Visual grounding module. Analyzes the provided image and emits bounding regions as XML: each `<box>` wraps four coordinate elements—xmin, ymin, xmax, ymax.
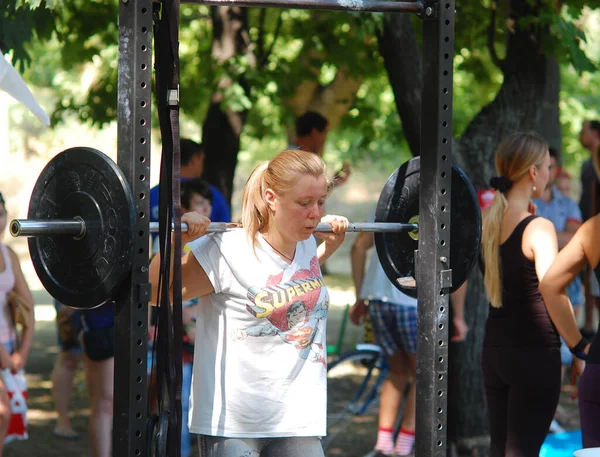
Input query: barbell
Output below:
<box><xmin>11</xmin><ymin>147</ymin><xmax>481</xmax><ymax>309</ymax></box>
<box><xmin>10</xmin><ymin>220</ymin><xmax>419</xmax><ymax>237</ymax></box>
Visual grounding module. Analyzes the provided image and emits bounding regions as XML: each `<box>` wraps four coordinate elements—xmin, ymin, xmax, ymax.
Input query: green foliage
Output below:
<box><xmin>3</xmin><ymin>0</ymin><xmax>600</xmax><ymax>172</ymax></box>
<box><xmin>1</xmin><ymin>0</ymin><xmax>56</xmax><ymax>70</ymax></box>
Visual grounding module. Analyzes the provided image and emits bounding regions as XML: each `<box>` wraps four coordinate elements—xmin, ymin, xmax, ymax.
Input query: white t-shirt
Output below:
<box><xmin>360</xmin><ymin>247</ymin><xmax>417</xmax><ymax>307</ymax></box>
<box><xmin>359</xmin><ymin>214</ymin><xmax>417</xmax><ymax>307</ymax></box>
<box><xmin>188</xmin><ymin>229</ymin><xmax>329</xmax><ymax>438</ymax></box>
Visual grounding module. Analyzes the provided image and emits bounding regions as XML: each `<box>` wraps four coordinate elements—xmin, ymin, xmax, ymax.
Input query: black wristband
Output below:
<box><xmin>570</xmin><ymin>337</ymin><xmax>589</xmax><ymax>359</ymax></box>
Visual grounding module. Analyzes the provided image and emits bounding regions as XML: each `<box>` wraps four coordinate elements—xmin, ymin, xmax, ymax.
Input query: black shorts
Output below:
<box><xmin>82</xmin><ymin>326</ymin><xmax>114</xmax><ymax>361</ymax></box>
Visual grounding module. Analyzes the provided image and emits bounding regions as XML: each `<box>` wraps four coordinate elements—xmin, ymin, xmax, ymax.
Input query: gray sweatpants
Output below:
<box><xmin>198</xmin><ymin>436</ymin><xmax>325</xmax><ymax>457</ymax></box>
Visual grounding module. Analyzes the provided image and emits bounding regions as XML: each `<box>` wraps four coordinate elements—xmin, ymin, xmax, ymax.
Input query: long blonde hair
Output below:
<box><xmin>241</xmin><ymin>149</ymin><xmax>330</xmax><ymax>252</ymax></box>
<box><xmin>482</xmin><ymin>132</ymin><xmax>548</xmax><ymax>309</ymax></box>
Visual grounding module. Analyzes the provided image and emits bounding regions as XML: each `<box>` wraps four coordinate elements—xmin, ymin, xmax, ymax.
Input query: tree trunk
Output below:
<box><xmin>201</xmin><ymin>6</ymin><xmax>253</xmax><ymax>203</ymax></box>
<box><xmin>380</xmin><ymin>1</ymin><xmax>556</xmax><ymax>454</ymax></box>
<box><xmin>377</xmin><ymin>13</ymin><xmax>422</xmax><ymax>157</ymax></box>
<box><xmin>286</xmin><ymin>65</ymin><xmax>363</xmax><ymax>132</ymax></box>
<box><xmin>535</xmin><ymin>57</ymin><xmax>562</xmax><ymax>158</ymax></box>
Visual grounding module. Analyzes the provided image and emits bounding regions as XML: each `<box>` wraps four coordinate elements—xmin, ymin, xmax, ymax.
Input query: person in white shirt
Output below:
<box><xmin>149</xmin><ymin>149</ymin><xmax>348</xmax><ymax>457</ymax></box>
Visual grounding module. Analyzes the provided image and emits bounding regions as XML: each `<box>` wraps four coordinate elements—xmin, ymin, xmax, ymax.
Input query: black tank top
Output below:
<box><xmin>483</xmin><ymin>216</ymin><xmax>560</xmax><ymax>349</ymax></box>
<box><xmin>588</xmin><ymin>265</ymin><xmax>600</xmax><ymax>364</ymax></box>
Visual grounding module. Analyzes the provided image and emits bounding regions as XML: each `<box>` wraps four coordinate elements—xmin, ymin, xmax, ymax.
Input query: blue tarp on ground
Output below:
<box><xmin>541</xmin><ymin>430</ymin><xmax>582</xmax><ymax>457</ymax></box>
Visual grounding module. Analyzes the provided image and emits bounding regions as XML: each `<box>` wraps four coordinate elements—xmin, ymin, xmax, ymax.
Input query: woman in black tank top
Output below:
<box><xmin>481</xmin><ymin>133</ymin><xmax>587</xmax><ymax>456</ymax></box>
<box><xmin>540</xmin><ymin>211</ymin><xmax>600</xmax><ymax>448</ymax></box>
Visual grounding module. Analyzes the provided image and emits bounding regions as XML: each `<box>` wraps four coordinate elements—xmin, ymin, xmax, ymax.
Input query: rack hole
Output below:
<box><xmin>139</xmin><ymin>156</ymin><xmax>146</xmax><ymax>163</ymax></box>
<box><xmin>140</xmin><ymin>137</ymin><xmax>146</xmax><ymax>144</ymax></box>
<box><xmin>139</xmin><ymin>193</ymin><xmax>145</xmax><ymax>200</ymax></box>
<box><xmin>141</xmin><ymin>82</ymin><xmax>146</xmax><ymax>89</ymax></box>
<box><xmin>440</xmin><ymin>306</ymin><xmax>445</xmax><ymax>312</ymax></box>
<box><xmin>141</xmin><ymin>45</ymin><xmax>147</xmax><ymax>52</ymax></box>
<box><xmin>439</xmin><ymin>323</ymin><xmax>444</xmax><ymax>330</ymax></box>
<box><xmin>441</xmin><ymin>223</ymin><xmax>446</xmax><ymax>229</ymax></box>
<box><xmin>139</xmin><ymin>212</ymin><xmax>145</xmax><ymax>218</ymax></box>
<box><xmin>139</xmin><ymin>174</ymin><xmax>145</xmax><ymax>181</ymax></box>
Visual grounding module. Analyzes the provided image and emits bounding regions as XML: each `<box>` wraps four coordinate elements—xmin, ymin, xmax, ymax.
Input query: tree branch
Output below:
<box><xmin>488</xmin><ymin>2</ymin><xmax>505</xmax><ymax>71</ymax></box>
<box><xmin>256</xmin><ymin>9</ymin><xmax>267</xmax><ymax>64</ymax></box>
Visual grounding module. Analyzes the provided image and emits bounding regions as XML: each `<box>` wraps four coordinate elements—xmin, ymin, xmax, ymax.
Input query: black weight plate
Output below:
<box><xmin>28</xmin><ymin>147</ymin><xmax>136</xmax><ymax>309</ymax></box>
<box><xmin>374</xmin><ymin>157</ymin><xmax>481</xmax><ymax>298</ymax></box>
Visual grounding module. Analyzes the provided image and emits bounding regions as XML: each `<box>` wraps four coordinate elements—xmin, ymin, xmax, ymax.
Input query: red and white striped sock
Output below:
<box><xmin>394</xmin><ymin>428</ymin><xmax>416</xmax><ymax>455</ymax></box>
<box><xmin>374</xmin><ymin>427</ymin><xmax>395</xmax><ymax>455</ymax></box>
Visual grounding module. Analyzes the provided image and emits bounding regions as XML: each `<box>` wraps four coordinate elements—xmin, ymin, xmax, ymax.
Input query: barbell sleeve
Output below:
<box><xmin>10</xmin><ymin>218</ymin><xmax>87</xmax><ymax>238</ymax></box>
<box><xmin>10</xmin><ymin>219</ymin><xmax>418</xmax><ymax>238</ymax></box>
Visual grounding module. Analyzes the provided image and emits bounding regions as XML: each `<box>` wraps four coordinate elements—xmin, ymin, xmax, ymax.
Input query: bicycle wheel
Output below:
<box><xmin>326</xmin><ymin>348</ymin><xmax>388</xmax><ymax>437</ymax></box>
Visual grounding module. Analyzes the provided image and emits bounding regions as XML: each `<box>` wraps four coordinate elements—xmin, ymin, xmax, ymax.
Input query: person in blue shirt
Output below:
<box><xmin>534</xmin><ymin>148</ymin><xmax>583</xmax><ymax>250</ymax></box>
<box><xmin>150</xmin><ymin>139</ymin><xmax>231</xmax><ymax>246</ymax></box>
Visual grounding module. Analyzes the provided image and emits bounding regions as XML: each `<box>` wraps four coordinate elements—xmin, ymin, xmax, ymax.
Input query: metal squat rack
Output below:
<box><xmin>114</xmin><ymin>0</ymin><xmax>454</xmax><ymax>456</ymax></box>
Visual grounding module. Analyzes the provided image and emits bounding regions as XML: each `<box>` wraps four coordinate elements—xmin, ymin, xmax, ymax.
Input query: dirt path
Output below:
<box><xmin>2</xmin><ymin>301</ymin><xmax>582</xmax><ymax>457</ymax></box>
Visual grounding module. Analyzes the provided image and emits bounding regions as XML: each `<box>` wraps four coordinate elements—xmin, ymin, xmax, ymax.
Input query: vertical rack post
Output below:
<box><xmin>114</xmin><ymin>0</ymin><xmax>153</xmax><ymax>456</ymax></box>
<box><xmin>415</xmin><ymin>1</ymin><xmax>455</xmax><ymax>456</ymax></box>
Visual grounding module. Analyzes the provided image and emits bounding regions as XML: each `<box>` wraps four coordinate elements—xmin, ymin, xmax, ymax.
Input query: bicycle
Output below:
<box><xmin>324</xmin><ymin>306</ymin><xmax>390</xmax><ymax>449</ymax></box>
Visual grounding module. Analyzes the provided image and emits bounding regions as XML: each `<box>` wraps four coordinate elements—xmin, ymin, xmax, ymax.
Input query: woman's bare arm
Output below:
<box><xmin>538</xmin><ymin>218</ymin><xmax>595</xmax><ymax>348</ymax></box>
<box><xmin>148</xmin><ymin>213</ymin><xmax>215</xmax><ymax>305</ymax></box>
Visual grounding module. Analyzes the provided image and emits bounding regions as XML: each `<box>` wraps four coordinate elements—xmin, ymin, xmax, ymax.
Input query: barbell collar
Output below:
<box><xmin>10</xmin><ymin>219</ymin><xmax>418</xmax><ymax>238</ymax></box>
